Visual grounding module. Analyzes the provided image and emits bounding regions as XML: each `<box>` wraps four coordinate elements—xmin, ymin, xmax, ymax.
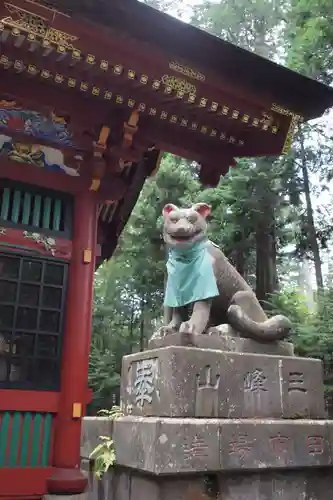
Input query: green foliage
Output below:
<box><xmin>89</xmin><ymin>406</ymin><xmax>124</xmax><ymax>479</ymax></box>
<box><xmin>287</xmin><ymin>0</ymin><xmax>333</xmax><ymax>83</ymax></box>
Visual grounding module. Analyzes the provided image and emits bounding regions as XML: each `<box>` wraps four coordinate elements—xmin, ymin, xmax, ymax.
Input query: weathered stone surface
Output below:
<box><xmin>120</xmin><ymin>347</ymin><xmax>325</xmax><ymax>419</ymax></box>
<box><xmin>112</xmin><ymin>416</ymin><xmax>333</xmax><ymax>475</ymax></box>
<box><xmin>131</xmin><ymin>476</ymin><xmax>160</xmax><ymax>500</ymax></box>
<box><xmin>113</xmin><ymin>472</ymin><xmax>131</xmax><ymax>500</ymax></box>
<box><xmin>148</xmin><ymin>330</ymin><xmax>294</xmax><ymax>356</ymax></box>
<box><xmin>84</xmin><ymin>467</ymin><xmax>333</xmax><ymax>500</ymax></box>
<box><xmin>81</xmin><ymin>417</ymin><xmax>113</xmax><ymax>460</ymax></box>
<box><xmin>113</xmin><ymin>417</ymin><xmax>220</xmax><ymax>474</ymax></box>
<box><xmin>280</xmin><ymin>357</ymin><xmax>326</xmax><ymax>418</ymax></box>
<box><xmin>306</xmin><ymin>469</ymin><xmax>333</xmax><ymax>500</ymax></box>
<box><xmin>219</xmin><ymin>420</ymin><xmax>332</xmax><ymax>471</ymax></box>
<box><xmin>219</xmin><ymin>471</ymin><xmax>308</xmax><ymax>500</ymax></box>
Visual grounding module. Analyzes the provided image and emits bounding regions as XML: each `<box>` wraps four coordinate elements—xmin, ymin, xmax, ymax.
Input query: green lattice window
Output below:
<box><xmin>0</xmin><ymin>180</ymin><xmax>73</xmax><ymax>238</ymax></box>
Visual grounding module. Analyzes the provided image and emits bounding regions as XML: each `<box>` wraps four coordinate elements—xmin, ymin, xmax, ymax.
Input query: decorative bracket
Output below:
<box><xmin>122</xmin><ymin>110</ymin><xmax>139</xmax><ymax>149</ymax></box>
<box><xmin>89</xmin><ymin>126</ymin><xmax>110</xmax><ymax>191</ymax></box>
<box><xmin>271</xmin><ymin>103</ymin><xmax>303</xmax><ymax>155</ymax></box>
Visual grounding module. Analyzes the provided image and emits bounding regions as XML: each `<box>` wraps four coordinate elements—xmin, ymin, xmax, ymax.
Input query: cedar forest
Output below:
<box><xmin>88</xmin><ymin>0</ymin><xmax>333</xmax><ymax>414</ymax></box>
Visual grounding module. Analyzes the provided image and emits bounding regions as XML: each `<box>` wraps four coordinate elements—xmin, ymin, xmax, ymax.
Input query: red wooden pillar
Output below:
<box><xmin>48</xmin><ymin>191</ymin><xmax>98</xmax><ymax>494</ymax></box>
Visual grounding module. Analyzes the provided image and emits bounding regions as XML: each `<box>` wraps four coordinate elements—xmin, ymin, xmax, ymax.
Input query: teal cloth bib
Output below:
<box><xmin>164</xmin><ymin>239</ymin><xmax>219</xmax><ymax>308</ymax></box>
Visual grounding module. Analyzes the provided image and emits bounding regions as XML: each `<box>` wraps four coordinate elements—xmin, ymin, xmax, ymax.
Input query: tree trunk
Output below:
<box><xmin>234</xmin><ymin>248</ymin><xmax>246</xmax><ymax>277</ymax></box>
<box><xmin>255</xmin><ymin>222</ymin><xmax>277</xmax><ymax>304</ymax></box>
<box><xmin>300</xmin><ymin>137</ymin><xmax>323</xmax><ymax>289</ymax></box>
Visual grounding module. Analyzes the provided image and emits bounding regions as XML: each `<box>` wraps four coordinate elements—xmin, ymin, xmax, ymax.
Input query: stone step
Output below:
<box><xmin>120</xmin><ymin>346</ymin><xmax>326</xmax><ymax>419</ymax></box>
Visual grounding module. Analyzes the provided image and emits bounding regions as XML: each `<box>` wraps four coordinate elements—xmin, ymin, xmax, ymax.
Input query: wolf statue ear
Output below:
<box><xmin>192</xmin><ymin>203</ymin><xmax>212</xmax><ymax>219</ymax></box>
<box><xmin>162</xmin><ymin>204</ymin><xmax>178</xmax><ymax>218</ymax></box>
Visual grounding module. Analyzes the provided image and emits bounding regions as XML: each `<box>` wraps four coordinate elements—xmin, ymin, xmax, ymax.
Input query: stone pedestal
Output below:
<box><xmin>86</xmin><ymin>339</ymin><xmax>333</xmax><ymax>499</ymax></box>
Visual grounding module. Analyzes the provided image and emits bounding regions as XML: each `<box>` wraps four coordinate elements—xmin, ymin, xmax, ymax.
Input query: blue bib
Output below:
<box><xmin>164</xmin><ymin>239</ymin><xmax>219</xmax><ymax>308</ymax></box>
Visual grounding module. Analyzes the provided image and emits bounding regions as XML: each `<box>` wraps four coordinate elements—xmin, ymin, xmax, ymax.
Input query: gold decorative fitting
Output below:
<box><xmin>170</xmin><ymin>115</ymin><xmax>177</xmax><ymax>123</ymax></box>
<box><xmin>14</xmin><ymin>60</ymin><xmax>23</xmax><ymax>71</ymax></box>
<box><xmin>72</xmin><ymin>50</ymin><xmax>81</xmax><ymax>60</ymax></box>
<box><xmin>222</xmin><ymin>106</ymin><xmax>229</xmax><ymax>115</ymax></box>
<box><xmin>252</xmin><ymin>118</ymin><xmax>259</xmax><ymax>127</ymax></box>
<box><xmin>210</xmin><ymin>102</ymin><xmax>218</xmax><ymax>112</ymax></box>
<box><xmin>177</xmin><ymin>91</ymin><xmax>185</xmax><ymax>99</ymax></box>
<box><xmin>114</xmin><ymin>64</ymin><xmax>123</xmax><ymax>75</ymax></box>
<box><xmin>168</xmin><ymin>61</ymin><xmax>205</xmax><ymax>82</ymax></box>
<box><xmin>199</xmin><ymin>98</ymin><xmax>208</xmax><ymax>108</ymax></box>
<box><xmin>116</xmin><ymin>95</ymin><xmax>123</xmax><ymax>104</ymax></box>
<box><xmin>90</xmin><ymin>179</ymin><xmax>101</xmax><ymax>192</ymax></box>
<box><xmin>271</xmin><ymin>103</ymin><xmax>303</xmax><ymax>154</ymax></box>
<box><xmin>201</xmin><ymin>126</ymin><xmax>208</xmax><ymax>134</ymax></box>
<box><xmin>138</xmin><ymin>103</ymin><xmax>146</xmax><ymax>112</ymax></box>
<box><xmin>242</xmin><ymin>114</ymin><xmax>249</xmax><ymax>123</ymax></box>
<box><xmin>128</xmin><ymin>70</ymin><xmax>135</xmax><ymax>79</ymax></box>
<box><xmin>80</xmin><ymin>82</ymin><xmax>88</xmax><ymax>92</ymax></box>
<box><xmin>229</xmin><ymin>136</ymin><xmax>236</xmax><ymax>143</ymax></box>
<box><xmin>55</xmin><ymin>73</ymin><xmax>64</xmax><ymax>83</ymax></box>
<box><xmin>271</xmin><ymin>103</ymin><xmax>293</xmax><ymax>116</ymax></box>
<box><xmin>41</xmin><ymin>69</ymin><xmax>51</xmax><ymax>78</ymax></box>
<box><xmin>161</xmin><ymin>75</ymin><xmax>196</xmax><ymax>95</ymax></box>
<box><xmin>92</xmin><ymin>87</ymin><xmax>100</xmax><ymax>96</ymax></box>
<box><xmin>86</xmin><ymin>54</ymin><xmax>95</xmax><ymax>65</ymax></box>
<box><xmin>152</xmin><ymin>80</ymin><xmax>161</xmax><ymax>90</ymax></box>
<box><xmin>1</xmin><ymin>3</ymin><xmax>79</xmax><ymax>50</ymax></box>
<box><xmin>0</xmin><ymin>22</ymin><xmax>4</xmax><ymax>30</ymax></box>
<box><xmin>42</xmin><ymin>39</ymin><xmax>50</xmax><ymax>48</ymax></box>
<box><xmin>128</xmin><ymin>99</ymin><xmax>135</xmax><ymax>108</ymax></box>
<box><xmin>104</xmin><ymin>91</ymin><xmax>112</xmax><ymax>99</ymax></box>
<box><xmin>181</xmin><ymin>119</ymin><xmax>188</xmax><ymax>127</ymax></box>
<box><xmin>191</xmin><ymin>122</ymin><xmax>198</xmax><ymax>130</ymax></box>
<box><xmin>220</xmin><ymin>133</ymin><xmax>226</xmax><ymax>140</ymax></box>
<box><xmin>164</xmin><ymin>86</ymin><xmax>172</xmax><ymax>94</ymax></box>
<box><xmin>27</xmin><ymin>32</ymin><xmax>35</xmax><ymax>41</ymax></box>
<box><xmin>262</xmin><ymin>124</ymin><xmax>269</xmax><ymax>131</ymax></box>
<box><xmin>149</xmin><ymin>108</ymin><xmax>157</xmax><ymax>116</ymax></box>
<box><xmin>232</xmin><ymin>110</ymin><xmax>240</xmax><ymax>119</ymax></box>
<box><xmin>0</xmin><ymin>55</ymin><xmax>8</xmax><ymax>64</ymax></box>
<box><xmin>100</xmin><ymin>60</ymin><xmax>108</xmax><ymax>71</ymax></box>
<box><xmin>140</xmin><ymin>75</ymin><xmax>148</xmax><ymax>84</ymax></box>
<box><xmin>210</xmin><ymin>129</ymin><xmax>217</xmax><ymax>137</ymax></box>
<box><xmin>282</xmin><ymin>113</ymin><xmax>302</xmax><ymax>154</ymax></box>
<box><xmin>12</xmin><ymin>27</ymin><xmax>19</xmax><ymax>36</ymax></box>
<box><xmin>160</xmin><ymin>111</ymin><xmax>167</xmax><ymax>119</ymax></box>
<box><xmin>188</xmin><ymin>93</ymin><xmax>196</xmax><ymax>103</ymax></box>
<box><xmin>57</xmin><ymin>44</ymin><xmax>66</xmax><ymax>53</ymax></box>
<box><xmin>28</xmin><ymin>64</ymin><xmax>36</xmax><ymax>74</ymax></box>
<box><xmin>68</xmin><ymin>78</ymin><xmax>76</xmax><ymax>88</ymax></box>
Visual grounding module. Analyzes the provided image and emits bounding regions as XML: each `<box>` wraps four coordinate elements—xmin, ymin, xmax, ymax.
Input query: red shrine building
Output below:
<box><xmin>0</xmin><ymin>0</ymin><xmax>332</xmax><ymax>498</ymax></box>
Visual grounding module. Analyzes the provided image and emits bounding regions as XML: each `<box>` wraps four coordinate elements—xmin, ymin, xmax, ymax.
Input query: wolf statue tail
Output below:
<box><xmin>227</xmin><ymin>292</ymin><xmax>292</xmax><ymax>342</ymax></box>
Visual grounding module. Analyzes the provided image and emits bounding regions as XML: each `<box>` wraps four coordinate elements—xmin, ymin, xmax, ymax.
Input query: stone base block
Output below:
<box><xmin>86</xmin><ymin>467</ymin><xmax>333</xmax><ymax>500</ymax></box>
<box><xmin>81</xmin><ymin>416</ymin><xmax>113</xmax><ymax>460</ymax></box>
<box><xmin>113</xmin><ymin>416</ymin><xmax>333</xmax><ymax>475</ymax></box>
<box><xmin>148</xmin><ymin>330</ymin><xmax>294</xmax><ymax>356</ymax></box>
<box><xmin>121</xmin><ymin>346</ymin><xmax>326</xmax><ymax>418</ymax></box>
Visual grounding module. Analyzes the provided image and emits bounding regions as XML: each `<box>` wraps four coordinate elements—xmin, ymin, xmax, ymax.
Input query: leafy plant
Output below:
<box><xmin>89</xmin><ymin>405</ymin><xmax>124</xmax><ymax>479</ymax></box>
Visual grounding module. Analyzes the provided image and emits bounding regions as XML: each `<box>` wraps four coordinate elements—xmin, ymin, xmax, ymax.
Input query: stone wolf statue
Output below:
<box><xmin>153</xmin><ymin>202</ymin><xmax>292</xmax><ymax>342</ymax></box>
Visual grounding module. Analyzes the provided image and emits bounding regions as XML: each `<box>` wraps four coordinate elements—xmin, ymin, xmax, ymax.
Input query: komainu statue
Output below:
<box><xmin>152</xmin><ymin>203</ymin><xmax>292</xmax><ymax>342</ymax></box>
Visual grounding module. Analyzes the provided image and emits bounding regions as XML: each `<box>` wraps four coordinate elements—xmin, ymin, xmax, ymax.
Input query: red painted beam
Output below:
<box><xmin>0</xmin><ymin>390</ymin><xmax>59</xmax><ymax>413</ymax></box>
